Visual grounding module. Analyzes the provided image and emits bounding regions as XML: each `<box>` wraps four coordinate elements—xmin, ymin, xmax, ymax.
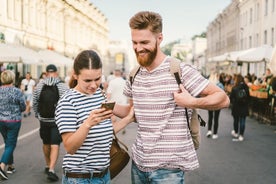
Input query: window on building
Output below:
<box><xmin>256</xmin><ymin>33</ymin><xmax>259</xmax><ymax>46</ymax></box>
<box><xmin>272</xmin><ymin>28</ymin><xmax>275</xmax><ymax>46</ymax></box>
<box><xmin>249</xmin><ymin>36</ymin><xmax>252</xmax><ymax>48</ymax></box>
<box><xmin>7</xmin><ymin>0</ymin><xmax>14</xmax><ymax>19</ymax></box>
<box><xmin>265</xmin><ymin>0</ymin><xmax>268</xmax><ymax>16</ymax></box>
<box><xmin>264</xmin><ymin>30</ymin><xmax>267</xmax><ymax>44</ymax></box>
<box><xmin>250</xmin><ymin>8</ymin><xmax>253</xmax><ymax>24</ymax></box>
<box><xmin>14</xmin><ymin>2</ymin><xmax>21</xmax><ymax>21</ymax></box>
<box><xmin>255</xmin><ymin>3</ymin><xmax>260</xmax><ymax>21</ymax></box>
<box><xmin>272</xmin><ymin>0</ymin><xmax>275</xmax><ymax>12</ymax></box>
<box><xmin>23</xmin><ymin>0</ymin><xmax>29</xmax><ymax>25</ymax></box>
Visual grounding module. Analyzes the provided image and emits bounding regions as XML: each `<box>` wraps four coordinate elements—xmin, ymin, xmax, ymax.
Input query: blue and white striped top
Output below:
<box><xmin>55</xmin><ymin>88</ymin><xmax>113</xmax><ymax>173</ymax></box>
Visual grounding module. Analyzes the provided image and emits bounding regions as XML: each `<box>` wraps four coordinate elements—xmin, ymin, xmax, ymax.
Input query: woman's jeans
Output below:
<box><xmin>62</xmin><ymin>170</ymin><xmax>110</xmax><ymax>184</ymax></box>
<box><xmin>0</xmin><ymin>121</ymin><xmax>21</xmax><ymax>165</ymax></box>
<box><xmin>233</xmin><ymin>116</ymin><xmax>246</xmax><ymax>135</ymax></box>
<box><xmin>131</xmin><ymin>161</ymin><xmax>185</xmax><ymax>184</ymax></box>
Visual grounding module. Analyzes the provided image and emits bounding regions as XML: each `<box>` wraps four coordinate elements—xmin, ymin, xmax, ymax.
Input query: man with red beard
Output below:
<box><xmin>123</xmin><ymin>11</ymin><xmax>230</xmax><ymax>184</ymax></box>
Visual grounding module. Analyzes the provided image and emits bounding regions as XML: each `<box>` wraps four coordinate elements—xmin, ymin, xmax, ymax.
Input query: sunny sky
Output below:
<box><xmin>90</xmin><ymin>0</ymin><xmax>231</xmax><ymax>45</ymax></box>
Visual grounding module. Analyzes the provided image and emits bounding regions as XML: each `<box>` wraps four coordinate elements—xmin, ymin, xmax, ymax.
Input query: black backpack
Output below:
<box><xmin>236</xmin><ymin>87</ymin><xmax>247</xmax><ymax>103</ymax></box>
<box><xmin>38</xmin><ymin>84</ymin><xmax>60</xmax><ymax>118</ymax></box>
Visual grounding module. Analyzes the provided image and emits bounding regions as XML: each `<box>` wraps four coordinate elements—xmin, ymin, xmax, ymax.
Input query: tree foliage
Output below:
<box><xmin>191</xmin><ymin>31</ymin><xmax>206</xmax><ymax>40</ymax></box>
<box><xmin>161</xmin><ymin>40</ymin><xmax>180</xmax><ymax>55</ymax></box>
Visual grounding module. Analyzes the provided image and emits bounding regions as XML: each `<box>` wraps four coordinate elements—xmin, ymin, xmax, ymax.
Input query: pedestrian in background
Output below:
<box><xmin>20</xmin><ymin>72</ymin><xmax>36</xmax><ymax>117</ymax></box>
<box><xmin>0</xmin><ymin>70</ymin><xmax>26</xmax><ymax>180</ymax></box>
<box><xmin>125</xmin><ymin>11</ymin><xmax>229</xmax><ymax>184</ymax></box>
<box><xmin>55</xmin><ymin>50</ymin><xmax>134</xmax><ymax>184</ymax></box>
<box><xmin>38</xmin><ymin>72</ymin><xmax>47</xmax><ymax>83</ymax></box>
<box><xmin>230</xmin><ymin>74</ymin><xmax>250</xmax><ymax>141</ymax></box>
<box><xmin>106</xmin><ymin>69</ymin><xmax>128</xmax><ymax>133</ymax></box>
<box><xmin>106</xmin><ymin>69</ymin><xmax>128</xmax><ymax>105</ymax></box>
<box><xmin>206</xmin><ymin>72</ymin><xmax>225</xmax><ymax>139</ymax></box>
<box><xmin>33</xmin><ymin>64</ymin><xmax>68</xmax><ymax>182</ymax></box>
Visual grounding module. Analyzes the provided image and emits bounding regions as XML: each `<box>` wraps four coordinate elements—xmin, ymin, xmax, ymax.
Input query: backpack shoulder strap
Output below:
<box><xmin>169</xmin><ymin>57</ymin><xmax>191</xmax><ymax>129</ymax></box>
<box><xmin>129</xmin><ymin>65</ymin><xmax>140</xmax><ymax>86</ymax></box>
<box><xmin>169</xmin><ymin>57</ymin><xmax>182</xmax><ymax>85</ymax></box>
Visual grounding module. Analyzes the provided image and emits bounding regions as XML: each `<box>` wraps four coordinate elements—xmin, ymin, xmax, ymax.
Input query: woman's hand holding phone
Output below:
<box><xmin>84</xmin><ymin>106</ymin><xmax>113</xmax><ymax>128</ymax></box>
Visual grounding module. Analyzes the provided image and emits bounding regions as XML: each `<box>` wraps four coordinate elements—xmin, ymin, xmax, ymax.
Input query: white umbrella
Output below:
<box><xmin>0</xmin><ymin>43</ymin><xmax>43</xmax><ymax>64</ymax></box>
<box><xmin>208</xmin><ymin>53</ymin><xmax>229</xmax><ymax>62</ymax></box>
<box><xmin>237</xmin><ymin>45</ymin><xmax>274</xmax><ymax>63</ymax></box>
<box><xmin>0</xmin><ymin>43</ymin><xmax>21</xmax><ymax>62</ymax></box>
<box><xmin>268</xmin><ymin>46</ymin><xmax>276</xmax><ymax>75</ymax></box>
<box><xmin>13</xmin><ymin>45</ymin><xmax>43</xmax><ymax>64</ymax></box>
<box><xmin>38</xmin><ymin>49</ymin><xmax>73</xmax><ymax>66</ymax></box>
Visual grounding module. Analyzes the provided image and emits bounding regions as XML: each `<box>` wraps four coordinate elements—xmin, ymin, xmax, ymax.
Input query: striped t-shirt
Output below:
<box><xmin>55</xmin><ymin>88</ymin><xmax>113</xmax><ymax>173</ymax></box>
<box><xmin>124</xmin><ymin>56</ymin><xmax>209</xmax><ymax>172</ymax></box>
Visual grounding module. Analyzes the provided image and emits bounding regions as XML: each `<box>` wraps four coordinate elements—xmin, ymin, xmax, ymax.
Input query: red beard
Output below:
<box><xmin>135</xmin><ymin>42</ymin><xmax>158</xmax><ymax>67</ymax></box>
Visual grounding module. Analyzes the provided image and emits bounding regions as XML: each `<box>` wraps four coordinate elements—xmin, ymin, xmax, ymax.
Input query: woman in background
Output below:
<box><xmin>230</xmin><ymin>74</ymin><xmax>250</xmax><ymax>141</ymax></box>
<box><xmin>0</xmin><ymin>70</ymin><xmax>26</xmax><ymax>180</ymax></box>
<box><xmin>206</xmin><ymin>72</ymin><xmax>225</xmax><ymax>139</ymax></box>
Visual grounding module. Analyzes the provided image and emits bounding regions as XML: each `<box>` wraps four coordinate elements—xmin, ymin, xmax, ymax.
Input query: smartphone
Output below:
<box><xmin>101</xmin><ymin>101</ymin><xmax>116</xmax><ymax>110</ymax></box>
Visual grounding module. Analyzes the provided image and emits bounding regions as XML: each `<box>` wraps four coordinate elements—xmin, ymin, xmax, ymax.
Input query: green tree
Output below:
<box><xmin>191</xmin><ymin>31</ymin><xmax>206</xmax><ymax>40</ymax></box>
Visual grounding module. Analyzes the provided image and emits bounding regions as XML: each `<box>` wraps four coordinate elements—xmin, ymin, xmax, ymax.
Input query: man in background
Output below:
<box><xmin>106</xmin><ymin>69</ymin><xmax>128</xmax><ymax>105</ymax></box>
<box><xmin>32</xmin><ymin>64</ymin><xmax>68</xmax><ymax>182</ymax></box>
<box><xmin>20</xmin><ymin>72</ymin><xmax>36</xmax><ymax>117</ymax></box>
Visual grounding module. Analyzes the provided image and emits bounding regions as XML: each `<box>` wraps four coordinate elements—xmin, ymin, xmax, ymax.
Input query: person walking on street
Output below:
<box><xmin>124</xmin><ymin>11</ymin><xmax>230</xmax><ymax>184</ymax></box>
<box><xmin>20</xmin><ymin>72</ymin><xmax>36</xmax><ymax>117</ymax></box>
<box><xmin>106</xmin><ymin>69</ymin><xmax>128</xmax><ymax>133</ymax></box>
<box><xmin>106</xmin><ymin>69</ymin><xmax>127</xmax><ymax>105</ymax></box>
<box><xmin>206</xmin><ymin>72</ymin><xmax>225</xmax><ymax>139</ymax></box>
<box><xmin>55</xmin><ymin>50</ymin><xmax>134</xmax><ymax>184</ymax></box>
<box><xmin>230</xmin><ymin>74</ymin><xmax>250</xmax><ymax>142</ymax></box>
<box><xmin>0</xmin><ymin>70</ymin><xmax>26</xmax><ymax>180</ymax></box>
<box><xmin>32</xmin><ymin>64</ymin><xmax>68</xmax><ymax>182</ymax></box>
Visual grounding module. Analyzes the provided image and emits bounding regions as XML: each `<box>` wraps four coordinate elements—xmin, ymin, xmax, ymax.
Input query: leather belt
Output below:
<box><xmin>64</xmin><ymin>168</ymin><xmax>108</xmax><ymax>178</ymax></box>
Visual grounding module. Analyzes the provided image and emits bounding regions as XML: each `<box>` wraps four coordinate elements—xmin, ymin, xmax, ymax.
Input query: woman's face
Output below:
<box><xmin>74</xmin><ymin>68</ymin><xmax>102</xmax><ymax>95</ymax></box>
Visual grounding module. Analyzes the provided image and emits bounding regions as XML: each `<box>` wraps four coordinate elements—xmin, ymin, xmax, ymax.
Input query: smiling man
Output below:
<box><xmin>124</xmin><ymin>11</ymin><xmax>230</xmax><ymax>184</ymax></box>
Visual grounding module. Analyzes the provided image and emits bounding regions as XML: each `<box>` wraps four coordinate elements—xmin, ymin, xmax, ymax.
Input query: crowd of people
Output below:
<box><xmin>205</xmin><ymin>69</ymin><xmax>275</xmax><ymax>142</ymax></box>
<box><xmin>0</xmin><ymin>10</ymin><xmax>275</xmax><ymax>184</ymax></box>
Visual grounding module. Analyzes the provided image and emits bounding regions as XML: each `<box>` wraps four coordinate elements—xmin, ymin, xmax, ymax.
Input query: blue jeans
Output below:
<box><xmin>233</xmin><ymin>116</ymin><xmax>246</xmax><ymax>135</ymax></box>
<box><xmin>62</xmin><ymin>170</ymin><xmax>111</xmax><ymax>184</ymax></box>
<box><xmin>131</xmin><ymin>161</ymin><xmax>185</xmax><ymax>184</ymax></box>
<box><xmin>0</xmin><ymin>121</ymin><xmax>21</xmax><ymax>165</ymax></box>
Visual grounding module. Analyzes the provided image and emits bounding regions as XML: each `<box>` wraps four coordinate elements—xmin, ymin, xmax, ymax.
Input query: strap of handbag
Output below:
<box><xmin>113</xmin><ymin>131</ymin><xmax>128</xmax><ymax>151</ymax></box>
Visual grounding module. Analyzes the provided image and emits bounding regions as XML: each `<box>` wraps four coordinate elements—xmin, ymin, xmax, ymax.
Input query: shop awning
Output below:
<box><xmin>38</xmin><ymin>50</ymin><xmax>73</xmax><ymax>66</ymax></box>
<box><xmin>0</xmin><ymin>43</ymin><xmax>43</xmax><ymax>64</ymax></box>
<box><xmin>236</xmin><ymin>45</ymin><xmax>274</xmax><ymax>63</ymax></box>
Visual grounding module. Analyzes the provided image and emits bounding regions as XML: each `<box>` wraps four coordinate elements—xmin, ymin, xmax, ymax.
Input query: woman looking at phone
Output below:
<box><xmin>55</xmin><ymin>50</ymin><xmax>134</xmax><ymax>184</ymax></box>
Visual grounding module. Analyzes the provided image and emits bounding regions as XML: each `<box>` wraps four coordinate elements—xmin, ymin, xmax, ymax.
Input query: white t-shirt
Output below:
<box><xmin>21</xmin><ymin>79</ymin><xmax>36</xmax><ymax>94</ymax></box>
<box><xmin>107</xmin><ymin>77</ymin><xmax>127</xmax><ymax>105</ymax></box>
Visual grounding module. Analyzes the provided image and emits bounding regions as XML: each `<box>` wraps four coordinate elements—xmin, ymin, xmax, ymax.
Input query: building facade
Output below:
<box><xmin>0</xmin><ymin>0</ymin><xmax>109</xmax><ymax>78</ymax></box>
<box><xmin>207</xmin><ymin>0</ymin><xmax>276</xmax><ymax>76</ymax></box>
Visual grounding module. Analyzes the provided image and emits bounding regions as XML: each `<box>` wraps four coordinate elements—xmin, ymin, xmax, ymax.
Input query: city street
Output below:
<box><xmin>0</xmin><ymin>107</ymin><xmax>275</xmax><ymax>184</ymax></box>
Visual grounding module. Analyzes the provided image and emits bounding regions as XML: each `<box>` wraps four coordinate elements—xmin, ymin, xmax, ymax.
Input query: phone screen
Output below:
<box><xmin>101</xmin><ymin>102</ymin><xmax>116</xmax><ymax>110</ymax></box>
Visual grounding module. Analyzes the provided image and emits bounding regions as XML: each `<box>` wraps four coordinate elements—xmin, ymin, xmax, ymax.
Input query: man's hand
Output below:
<box><xmin>173</xmin><ymin>84</ymin><xmax>195</xmax><ymax>108</ymax></box>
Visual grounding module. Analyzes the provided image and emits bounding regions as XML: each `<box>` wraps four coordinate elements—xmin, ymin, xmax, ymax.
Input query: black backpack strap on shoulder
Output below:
<box><xmin>185</xmin><ymin>108</ymin><xmax>191</xmax><ymax>130</ymax></box>
<box><xmin>129</xmin><ymin>65</ymin><xmax>140</xmax><ymax>86</ymax></box>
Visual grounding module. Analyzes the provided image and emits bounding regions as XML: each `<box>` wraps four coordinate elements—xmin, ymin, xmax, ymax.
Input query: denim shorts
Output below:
<box><xmin>62</xmin><ymin>170</ymin><xmax>110</xmax><ymax>184</ymax></box>
<box><xmin>24</xmin><ymin>93</ymin><xmax>32</xmax><ymax>101</ymax></box>
<box><xmin>131</xmin><ymin>161</ymin><xmax>185</xmax><ymax>184</ymax></box>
